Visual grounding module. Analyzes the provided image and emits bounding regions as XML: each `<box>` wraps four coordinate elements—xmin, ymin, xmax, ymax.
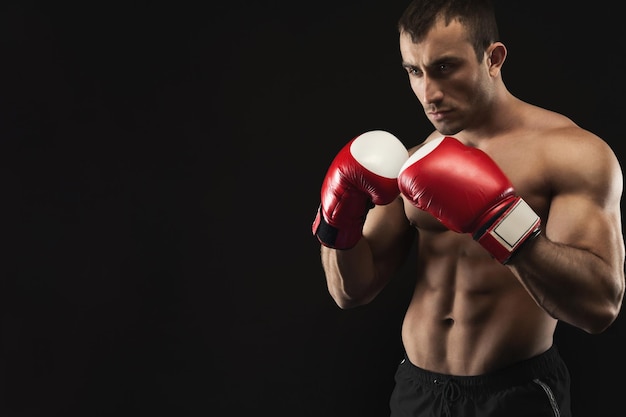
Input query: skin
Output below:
<box><xmin>320</xmin><ymin>17</ymin><xmax>625</xmax><ymax>375</ymax></box>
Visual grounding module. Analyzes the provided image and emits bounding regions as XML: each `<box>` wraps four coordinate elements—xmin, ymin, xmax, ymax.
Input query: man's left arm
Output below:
<box><xmin>508</xmin><ymin>133</ymin><xmax>625</xmax><ymax>333</ymax></box>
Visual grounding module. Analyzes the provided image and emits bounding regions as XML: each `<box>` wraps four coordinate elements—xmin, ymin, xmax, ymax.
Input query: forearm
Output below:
<box><xmin>321</xmin><ymin>240</ymin><xmax>388</xmax><ymax>309</ymax></box>
<box><xmin>509</xmin><ymin>234</ymin><xmax>625</xmax><ymax>333</ymax></box>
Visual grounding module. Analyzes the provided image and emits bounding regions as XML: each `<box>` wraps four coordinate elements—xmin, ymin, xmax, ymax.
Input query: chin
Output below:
<box><xmin>435</xmin><ymin>124</ymin><xmax>461</xmax><ymax>137</ymax></box>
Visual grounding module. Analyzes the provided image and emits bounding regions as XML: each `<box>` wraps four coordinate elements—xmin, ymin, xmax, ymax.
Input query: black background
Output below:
<box><xmin>2</xmin><ymin>1</ymin><xmax>625</xmax><ymax>416</ymax></box>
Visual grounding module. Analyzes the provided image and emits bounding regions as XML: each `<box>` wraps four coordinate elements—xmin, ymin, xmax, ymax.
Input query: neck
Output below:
<box><xmin>455</xmin><ymin>87</ymin><xmax>522</xmax><ymax>144</ymax></box>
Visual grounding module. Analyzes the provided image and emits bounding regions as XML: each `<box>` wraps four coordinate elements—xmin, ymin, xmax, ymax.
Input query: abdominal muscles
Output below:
<box><xmin>401</xmin><ymin>230</ymin><xmax>556</xmax><ymax>376</ymax></box>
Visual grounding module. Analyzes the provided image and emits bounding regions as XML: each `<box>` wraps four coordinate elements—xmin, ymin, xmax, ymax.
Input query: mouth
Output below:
<box><xmin>427</xmin><ymin>109</ymin><xmax>450</xmax><ymax>121</ymax></box>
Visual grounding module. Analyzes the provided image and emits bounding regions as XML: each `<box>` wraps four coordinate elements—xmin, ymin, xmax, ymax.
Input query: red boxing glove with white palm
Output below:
<box><xmin>312</xmin><ymin>130</ymin><xmax>408</xmax><ymax>249</ymax></box>
<box><xmin>397</xmin><ymin>136</ymin><xmax>540</xmax><ymax>264</ymax></box>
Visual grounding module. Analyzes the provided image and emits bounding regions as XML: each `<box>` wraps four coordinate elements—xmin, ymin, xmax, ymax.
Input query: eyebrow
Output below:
<box><xmin>401</xmin><ymin>55</ymin><xmax>462</xmax><ymax>69</ymax></box>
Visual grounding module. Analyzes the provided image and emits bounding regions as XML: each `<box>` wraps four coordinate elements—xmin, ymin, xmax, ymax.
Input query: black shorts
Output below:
<box><xmin>389</xmin><ymin>345</ymin><xmax>571</xmax><ymax>417</ymax></box>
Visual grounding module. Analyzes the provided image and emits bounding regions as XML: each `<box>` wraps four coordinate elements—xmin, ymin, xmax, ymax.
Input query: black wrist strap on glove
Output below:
<box><xmin>313</xmin><ymin>206</ymin><xmax>339</xmax><ymax>247</ymax></box>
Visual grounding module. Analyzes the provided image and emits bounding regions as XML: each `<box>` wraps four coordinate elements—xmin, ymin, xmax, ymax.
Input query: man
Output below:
<box><xmin>311</xmin><ymin>0</ymin><xmax>625</xmax><ymax>415</ymax></box>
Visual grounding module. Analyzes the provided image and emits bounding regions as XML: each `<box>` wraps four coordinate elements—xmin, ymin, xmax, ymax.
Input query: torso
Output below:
<box><xmin>400</xmin><ymin>105</ymin><xmax>575</xmax><ymax>375</ymax></box>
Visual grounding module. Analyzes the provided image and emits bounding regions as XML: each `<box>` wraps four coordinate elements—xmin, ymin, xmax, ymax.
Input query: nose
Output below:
<box><xmin>421</xmin><ymin>76</ymin><xmax>443</xmax><ymax>104</ymax></box>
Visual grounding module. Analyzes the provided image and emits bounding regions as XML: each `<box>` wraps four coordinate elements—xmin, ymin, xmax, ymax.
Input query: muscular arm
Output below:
<box><xmin>509</xmin><ymin>133</ymin><xmax>625</xmax><ymax>333</ymax></box>
<box><xmin>322</xmin><ymin>198</ymin><xmax>415</xmax><ymax>309</ymax></box>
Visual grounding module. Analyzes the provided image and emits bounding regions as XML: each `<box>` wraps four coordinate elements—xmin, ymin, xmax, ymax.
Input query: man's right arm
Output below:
<box><xmin>312</xmin><ymin>131</ymin><xmax>412</xmax><ymax>308</ymax></box>
<box><xmin>321</xmin><ymin>198</ymin><xmax>415</xmax><ymax>309</ymax></box>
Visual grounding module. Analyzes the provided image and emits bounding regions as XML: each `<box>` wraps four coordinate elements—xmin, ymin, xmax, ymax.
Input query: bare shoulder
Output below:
<box><xmin>531</xmin><ymin>111</ymin><xmax>623</xmax><ymax>198</ymax></box>
<box><xmin>544</xmin><ymin>127</ymin><xmax>618</xmax><ymax>172</ymax></box>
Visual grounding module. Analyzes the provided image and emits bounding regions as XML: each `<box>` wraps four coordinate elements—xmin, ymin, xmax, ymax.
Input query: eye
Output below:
<box><xmin>405</xmin><ymin>66</ymin><xmax>422</xmax><ymax>77</ymax></box>
<box><xmin>437</xmin><ymin>63</ymin><xmax>454</xmax><ymax>74</ymax></box>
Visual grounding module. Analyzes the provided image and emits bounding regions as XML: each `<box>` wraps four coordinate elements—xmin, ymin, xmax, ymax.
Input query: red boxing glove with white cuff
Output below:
<box><xmin>397</xmin><ymin>136</ymin><xmax>540</xmax><ymax>264</ymax></box>
<box><xmin>312</xmin><ymin>130</ymin><xmax>409</xmax><ymax>249</ymax></box>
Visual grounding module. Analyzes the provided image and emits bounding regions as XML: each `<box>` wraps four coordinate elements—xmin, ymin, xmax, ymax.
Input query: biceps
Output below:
<box><xmin>546</xmin><ymin>193</ymin><xmax>623</xmax><ymax>259</ymax></box>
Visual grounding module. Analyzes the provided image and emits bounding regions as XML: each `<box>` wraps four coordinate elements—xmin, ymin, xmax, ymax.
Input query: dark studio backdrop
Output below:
<box><xmin>1</xmin><ymin>1</ymin><xmax>624</xmax><ymax>416</ymax></box>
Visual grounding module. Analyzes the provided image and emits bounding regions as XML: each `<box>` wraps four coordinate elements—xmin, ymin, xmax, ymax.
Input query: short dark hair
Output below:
<box><xmin>398</xmin><ymin>0</ymin><xmax>500</xmax><ymax>61</ymax></box>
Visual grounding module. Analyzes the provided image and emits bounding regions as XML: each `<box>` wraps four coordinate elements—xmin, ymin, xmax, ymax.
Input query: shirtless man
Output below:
<box><xmin>311</xmin><ymin>0</ymin><xmax>625</xmax><ymax>415</ymax></box>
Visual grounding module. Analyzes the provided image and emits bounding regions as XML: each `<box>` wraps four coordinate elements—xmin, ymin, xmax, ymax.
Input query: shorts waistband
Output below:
<box><xmin>402</xmin><ymin>345</ymin><xmax>564</xmax><ymax>395</ymax></box>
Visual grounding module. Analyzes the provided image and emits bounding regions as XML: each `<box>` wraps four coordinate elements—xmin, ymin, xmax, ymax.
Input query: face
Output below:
<box><xmin>400</xmin><ymin>18</ymin><xmax>495</xmax><ymax>135</ymax></box>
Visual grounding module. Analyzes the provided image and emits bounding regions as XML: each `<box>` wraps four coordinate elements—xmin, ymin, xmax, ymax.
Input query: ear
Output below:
<box><xmin>486</xmin><ymin>42</ymin><xmax>506</xmax><ymax>76</ymax></box>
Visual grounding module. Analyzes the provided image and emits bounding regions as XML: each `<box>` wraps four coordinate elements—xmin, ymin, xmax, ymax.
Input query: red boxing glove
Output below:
<box><xmin>312</xmin><ymin>130</ymin><xmax>408</xmax><ymax>249</ymax></box>
<box><xmin>398</xmin><ymin>136</ymin><xmax>540</xmax><ymax>263</ymax></box>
